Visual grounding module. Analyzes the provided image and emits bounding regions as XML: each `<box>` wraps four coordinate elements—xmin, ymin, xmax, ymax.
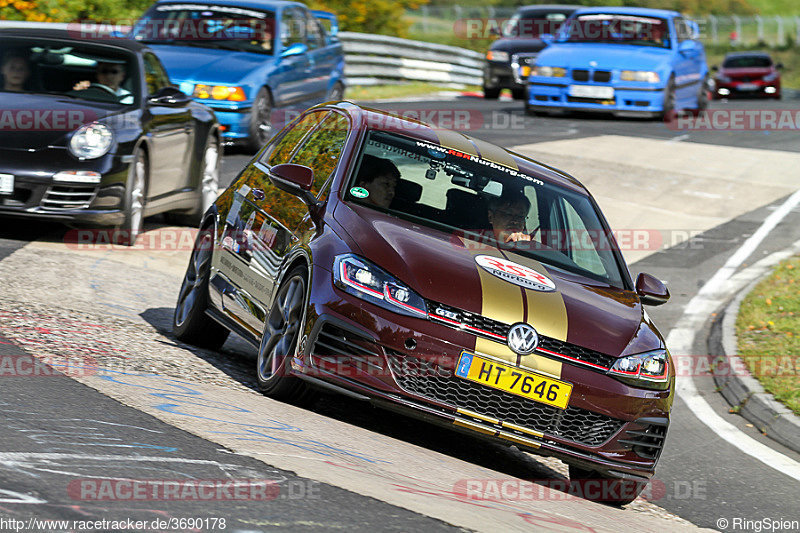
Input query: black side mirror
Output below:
<box><xmin>268</xmin><ymin>163</ymin><xmax>318</xmax><ymax>207</ymax></box>
<box><xmin>147</xmin><ymin>86</ymin><xmax>191</xmax><ymax>107</ymax></box>
<box><xmin>776</xmin><ymin>62</ymin><xmax>784</xmax><ymax>70</ymax></box>
<box><xmin>636</xmin><ymin>273</ymin><xmax>670</xmax><ymax>306</ymax></box>
<box><xmin>711</xmin><ymin>65</ymin><xmax>719</xmax><ymax>71</ymax></box>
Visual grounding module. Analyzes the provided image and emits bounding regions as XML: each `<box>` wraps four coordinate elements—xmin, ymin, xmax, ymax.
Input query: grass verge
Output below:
<box><xmin>736</xmin><ymin>255</ymin><xmax>800</xmax><ymax>416</ymax></box>
<box><xmin>346</xmin><ymin>83</ymin><xmax>480</xmax><ymax>101</ymax></box>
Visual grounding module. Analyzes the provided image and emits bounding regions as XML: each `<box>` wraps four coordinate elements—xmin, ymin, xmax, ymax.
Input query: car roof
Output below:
<box><xmin>572</xmin><ymin>6</ymin><xmax>681</xmax><ymax>19</ymax></box>
<box><xmin>152</xmin><ymin>0</ymin><xmax>304</xmax><ymax>13</ymax></box>
<box><xmin>518</xmin><ymin>5</ymin><xmax>579</xmax><ymax>14</ymax></box>
<box><xmin>331</xmin><ymin>102</ymin><xmax>589</xmax><ymax>195</ymax></box>
<box><xmin>0</xmin><ymin>28</ymin><xmax>147</xmax><ymax>52</ymax></box>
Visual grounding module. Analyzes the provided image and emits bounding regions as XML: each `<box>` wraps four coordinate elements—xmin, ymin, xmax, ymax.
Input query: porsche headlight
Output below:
<box><xmin>608</xmin><ymin>349</ymin><xmax>670</xmax><ymax>389</ymax></box>
<box><xmin>532</xmin><ymin>66</ymin><xmax>567</xmax><ymax>78</ymax></box>
<box><xmin>333</xmin><ymin>254</ymin><xmax>427</xmax><ymax>318</ymax></box>
<box><xmin>486</xmin><ymin>50</ymin><xmax>509</xmax><ymax>62</ymax></box>
<box><xmin>620</xmin><ymin>70</ymin><xmax>661</xmax><ymax>83</ymax></box>
<box><xmin>69</xmin><ymin>123</ymin><xmax>113</xmax><ymax>159</ymax></box>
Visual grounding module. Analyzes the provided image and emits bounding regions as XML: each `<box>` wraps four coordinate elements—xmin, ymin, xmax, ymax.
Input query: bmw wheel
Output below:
<box><xmin>116</xmin><ymin>147</ymin><xmax>147</xmax><ymax>246</ymax></box>
<box><xmin>661</xmin><ymin>76</ymin><xmax>677</xmax><ymax>121</ymax></box>
<box><xmin>246</xmin><ymin>87</ymin><xmax>273</xmax><ymax>153</ymax></box>
<box><xmin>173</xmin><ymin>227</ymin><xmax>230</xmax><ymax>349</ymax></box>
<box><xmin>256</xmin><ymin>265</ymin><xmax>313</xmax><ymax>402</ymax></box>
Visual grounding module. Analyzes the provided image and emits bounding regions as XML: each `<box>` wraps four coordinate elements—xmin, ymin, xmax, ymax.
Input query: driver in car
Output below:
<box><xmin>72</xmin><ymin>60</ymin><xmax>133</xmax><ymax>104</ymax></box>
<box><xmin>487</xmin><ymin>193</ymin><xmax>532</xmax><ymax>244</ymax></box>
<box><xmin>354</xmin><ymin>155</ymin><xmax>401</xmax><ymax>209</ymax></box>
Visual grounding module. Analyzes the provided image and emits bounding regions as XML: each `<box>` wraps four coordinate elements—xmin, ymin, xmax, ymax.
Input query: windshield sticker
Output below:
<box><xmin>414</xmin><ymin>141</ymin><xmax>544</xmax><ymax>186</ymax></box>
<box><xmin>475</xmin><ymin>255</ymin><xmax>556</xmax><ymax>292</ymax></box>
<box><xmin>156</xmin><ymin>4</ymin><xmax>267</xmax><ymax>18</ymax></box>
<box><xmin>350</xmin><ymin>187</ymin><xmax>369</xmax><ymax>199</ymax></box>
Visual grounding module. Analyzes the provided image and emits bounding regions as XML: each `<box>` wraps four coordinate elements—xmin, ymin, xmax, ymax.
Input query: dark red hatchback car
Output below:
<box><xmin>713</xmin><ymin>52</ymin><xmax>782</xmax><ymax>99</ymax></box>
<box><xmin>173</xmin><ymin>102</ymin><xmax>674</xmax><ymax>504</ymax></box>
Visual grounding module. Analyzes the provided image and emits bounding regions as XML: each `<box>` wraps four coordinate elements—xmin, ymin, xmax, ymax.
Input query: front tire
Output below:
<box><xmin>173</xmin><ymin>228</ymin><xmax>230</xmax><ymax>350</ymax></box>
<box><xmin>483</xmin><ymin>87</ymin><xmax>500</xmax><ymax>99</ymax></box>
<box><xmin>511</xmin><ymin>87</ymin><xmax>526</xmax><ymax>100</ymax></box>
<box><xmin>246</xmin><ymin>87</ymin><xmax>273</xmax><ymax>153</ymax></box>
<box><xmin>116</xmin><ymin>148</ymin><xmax>147</xmax><ymax>246</ymax></box>
<box><xmin>661</xmin><ymin>76</ymin><xmax>677</xmax><ymax>121</ymax></box>
<box><xmin>256</xmin><ymin>265</ymin><xmax>313</xmax><ymax>402</ymax></box>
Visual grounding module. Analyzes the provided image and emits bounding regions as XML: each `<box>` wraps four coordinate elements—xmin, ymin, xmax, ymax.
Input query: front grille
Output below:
<box><xmin>619</xmin><ymin>418</ymin><xmax>668</xmax><ymax>460</ymax></box>
<box><xmin>593</xmin><ymin>70</ymin><xmax>612</xmax><ymax>82</ymax></box>
<box><xmin>572</xmin><ymin>69</ymin><xmax>590</xmax><ymax>82</ymax></box>
<box><xmin>40</xmin><ymin>185</ymin><xmax>97</xmax><ymax>210</ymax></box>
<box><xmin>428</xmin><ymin>301</ymin><xmax>615</xmax><ymax>370</ymax></box>
<box><xmin>310</xmin><ymin>323</ymin><xmax>385</xmax><ymax>373</ymax></box>
<box><xmin>387</xmin><ymin>352</ymin><xmax>625</xmax><ymax>446</ymax></box>
<box><xmin>567</xmin><ymin>96</ymin><xmax>615</xmax><ymax>105</ymax></box>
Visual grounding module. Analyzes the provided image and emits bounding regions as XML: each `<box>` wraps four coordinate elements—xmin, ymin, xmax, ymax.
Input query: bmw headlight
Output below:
<box><xmin>333</xmin><ymin>254</ymin><xmax>427</xmax><ymax>318</ymax></box>
<box><xmin>69</xmin><ymin>123</ymin><xmax>113</xmax><ymax>159</ymax></box>
<box><xmin>608</xmin><ymin>349</ymin><xmax>670</xmax><ymax>390</ymax></box>
<box><xmin>532</xmin><ymin>66</ymin><xmax>567</xmax><ymax>78</ymax></box>
<box><xmin>620</xmin><ymin>70</ymin><xmax>661</xmax><ymax>83</ymax></box>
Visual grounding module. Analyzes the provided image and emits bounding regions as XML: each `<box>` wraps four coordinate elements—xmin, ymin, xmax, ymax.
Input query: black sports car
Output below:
<box><xmin>0</xmin><ymin>28</ymin><xmax>221</xmax><ymax>244</ymax></box>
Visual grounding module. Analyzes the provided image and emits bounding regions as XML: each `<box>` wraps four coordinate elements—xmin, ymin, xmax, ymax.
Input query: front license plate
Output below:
<box><xmin>0</xmin><ymin>174</ymin><xmax>13</xmax><ymax>195</ymax></box>
<box><xmin>455</xmin><ymin>352</ymin><xmax>572</xmax><ymax>409</ymax></box>
<box><xmin>737</xmin><ymin>83</ymin><xmax>758</xmax><ymax>91</ymax></box>
<box><xmin>568</xmin><ymin>84</ymin><xmax>614</xmax><ymax>99</ymax></box>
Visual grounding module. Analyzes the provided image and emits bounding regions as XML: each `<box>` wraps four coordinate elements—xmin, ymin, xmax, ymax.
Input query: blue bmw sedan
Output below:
<box><xmin>526</xmin><ymin>7</ymin><xmax>708</xmax><ymax>118</ymax></box>
<box><xmin>131</xmin><ymin>0</ymin><xmax>345</xmax><ymax>150</ymax></box>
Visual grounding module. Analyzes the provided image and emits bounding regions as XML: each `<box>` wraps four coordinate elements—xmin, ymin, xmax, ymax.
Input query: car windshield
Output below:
<box><xmin>502</xmin><ymin>11</ymin><xmax>571</xmax><ymax>38</ymax></box>
<box><xmin>0</xmin><ymin>40</ymin><xmax>137</xmax><ymax>105</ymax></box>
<box><xmin>723</xmin><ymin>56</ymin><xmax>772</xmax><ymax>68</ymax></box>
<box><xmin>560</xmin><ymin>13</ymin><xmax>670</xmax><ymax>48</ymax></box>
<box><xmin>346</xmin><ymin>130</ymin><xmax>626</xmax><ymax>288</ymax></box>
<box><xmin>132</xmin><ymin>4</ymin><xmax>276</xmax><ymax>55</ymax></box>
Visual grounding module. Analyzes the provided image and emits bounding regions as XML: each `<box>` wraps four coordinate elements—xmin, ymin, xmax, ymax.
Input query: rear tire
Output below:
<box><xmin>568</xmin><ymin>465</ymin><xmax>646</xmax><ymax>506</ymax></box>
<box><xmin>256</xmin><ymin>265</ymin><xmax>315</xmax><ymax>403</ymax></box>
<box><xmin>173</xmin><ymin>228</ymin><xmax>230</xmax><ymax>350</ymax></box>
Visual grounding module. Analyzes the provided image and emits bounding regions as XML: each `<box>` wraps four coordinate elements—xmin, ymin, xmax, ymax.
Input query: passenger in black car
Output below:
<box><xmin>1</xmin><ymin>51</ymin><xmax>31</xmax><ymax>92</ymax></box>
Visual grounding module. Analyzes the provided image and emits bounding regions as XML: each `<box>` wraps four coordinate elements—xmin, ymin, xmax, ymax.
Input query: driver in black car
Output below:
<box><xmin>72</xmin><ymin>60</ymin><xmax>133</xmax><ymax>104</ymax></box>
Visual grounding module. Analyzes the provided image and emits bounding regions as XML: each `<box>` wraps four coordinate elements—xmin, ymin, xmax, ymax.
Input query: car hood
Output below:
<box><xmin>148</xmin><ymin>44</ymin><xmax>274</xmax><ymax>85</ymax></box>
<box><xmin>537</xmin><ymin>43</ymin><xmax>672</xmax><ymax>71</ymax></box>
<box><xmin>490</xmin><ymin>38</ymin><xmax>548</xmax><ymax>54</ymax></box>
<box><xmin>334</xmin><ymin>204</ymin><xmax>651</xmax><ymax>358</ymax></box>
<box><xmin>0</xmin><ymin>92</ymin><xmax>124</xmax><ymax>150</ymax></box>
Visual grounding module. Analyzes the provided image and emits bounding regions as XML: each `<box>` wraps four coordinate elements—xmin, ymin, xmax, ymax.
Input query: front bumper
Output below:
<box><xmin>484</xmin><ymin>62</ymin><xmax>524</xmax><ymax>91</ymax></box>
<box><xmin>527</xmin><ymin>79</ymin><xmax>666</xmax><ymax>115</ymax></box>
<box><xmin>208</xmin><ymin>106</ymin><xmax>253</xmax><ymax>140</ymax></box>
<box><xmin>291</xmin><ymin>266</ymin><xmax>672</xmax><ymax>479</ymax></box>
<box><xmin>715</xmin><ymin>80</ymin><xmax>780</xmax><ymax>98</ymax></box>
<box><xmin>0</xmin><ymin>148</ymin><xmax>129</xmax><ymax>225</ymax></box>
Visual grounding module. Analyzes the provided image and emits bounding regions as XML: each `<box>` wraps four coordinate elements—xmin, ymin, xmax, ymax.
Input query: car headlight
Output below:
<box><xmin>69</xmin><ymin>123</ymin><xmax>113</xmax><ymax>159</ymax></box>
<box><xmin>620</xmin><ymin>70</ymin><xmax>660</xmax><ymax>83</ymax></box>
<box><xmin>486</xmin><ymin>50</ymin><xmax>509</xmax><ymax>62</ymax></box>
<box><xmin>333</xmin><ymin>254</ymin><xmax>427</xmax><ymax>318</ymax></box>
<box><xmin>608</xmin><ymin>349</ymin><xmax>670</xmax><ymax>390</ymax></box>
<box><xmin>193</xmin><ymin>84</ymin><xmax>247</xmax><ymax>101</ymax></box>
<box><xmin>716</xmin><ymin>74</ymin><xmax>732</xmax><ymax>83</ymax></box>
<box><xmin>763</xmin><ymin>72</ymin><xmax>778</xmax><ymax>82</ymax></box>
<box><xmin>532</xmin><ymin>66</ymin><xmax>567</xmax><ymax>78</ymax></box>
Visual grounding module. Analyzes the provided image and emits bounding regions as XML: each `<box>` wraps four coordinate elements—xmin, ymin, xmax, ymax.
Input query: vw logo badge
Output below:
<box><xmin>507</xmin><ymin>323</ymin><xmax>539</xmax><ymax>355</ymax></box>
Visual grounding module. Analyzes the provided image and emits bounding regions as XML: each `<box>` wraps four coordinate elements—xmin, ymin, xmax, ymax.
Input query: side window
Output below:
<box><xmin>674</xmin><ymin>18</ymin><xmax>690</xmax><ymax>42</ymax></box>
<box><xmin>263</xmin><ymin>111</ymin><xmax>325</xmax><ymax>166</ymax></box>
<box><xmin>560</xmin><ymin>198</ymin><xmax>606</xmax><ymax>276</ymax></box>
<box><xmin>305</xmin><ymin>11</ymin><xmax>325</xmax><ymax>50</ymax></box>
<box><xmin>281</xmin><ymin>8</ymin><xmax>306</xmax><ymax>48</ymax></box>
<box><xmin>143</xmin><ymin>53</ymin><xmax>171</xmax><ymax>94</ymax></box>
<box><xmin>291</xmin><ymin>112</ymin><xmax>348</xmax><ymax>198</ymax></box>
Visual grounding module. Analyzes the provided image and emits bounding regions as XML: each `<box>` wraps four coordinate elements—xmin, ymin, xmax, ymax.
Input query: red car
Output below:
<box><xmin>173</xmin><ymin>102</ymin><xmax>673</xmax><ymax>504</ymax></box>
<box><xmin>713</xmin><ymin>52</ymin><xmax>782</xmax><ymax>99</ymax></box>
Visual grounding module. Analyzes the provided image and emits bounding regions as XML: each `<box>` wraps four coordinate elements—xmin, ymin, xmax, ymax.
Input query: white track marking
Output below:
<box><xmin>0</xmin><ymin>452</ymin><xmax>226</xmax><ymax>465</ymax></box>
<box><xmin>669</xmin><ymin>189</ymin><xmax>800</xmax><ymax>480</ymax></box>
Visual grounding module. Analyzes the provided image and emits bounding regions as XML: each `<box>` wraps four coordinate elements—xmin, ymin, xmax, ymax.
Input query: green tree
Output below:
<box><xmin>304</xmin><ymin>0</ymin><xmax>429</xmax><ymax>37</ymax></box>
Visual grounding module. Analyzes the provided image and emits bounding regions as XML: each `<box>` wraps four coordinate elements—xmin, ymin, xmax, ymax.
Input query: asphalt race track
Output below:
<box><xmin>2</xmin><ymin>96</ymin><xmax>800</xmax><ymax>532</ymax></box>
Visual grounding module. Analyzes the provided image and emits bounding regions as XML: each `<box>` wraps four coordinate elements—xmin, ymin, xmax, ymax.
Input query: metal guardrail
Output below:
<box><xmin>0</xmin><ymin>21</ymin><xmax>485</xmax><ymax>88</ymax></box>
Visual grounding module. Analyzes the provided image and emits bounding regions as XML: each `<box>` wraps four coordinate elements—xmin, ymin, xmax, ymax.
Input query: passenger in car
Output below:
<box><xmin>487</xmin><ymin>193</ymin><xmax>531</xmax><ymax>243</ymax></box>
<box><xmin>355</xmin><ymin>155</ymin><xmax>401</xmax><ymax>209</ymax></box>
<box><xmin>1</xmin><ymin>51</ymin><xmax>31</xmax><ymax>92</ymax></box>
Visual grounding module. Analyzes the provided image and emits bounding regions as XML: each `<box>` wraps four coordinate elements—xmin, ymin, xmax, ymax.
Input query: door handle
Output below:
<box><xmin>251</xmin><ymin>188</ymin><xmax>265</xmax><ymax>200</ymax></box>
